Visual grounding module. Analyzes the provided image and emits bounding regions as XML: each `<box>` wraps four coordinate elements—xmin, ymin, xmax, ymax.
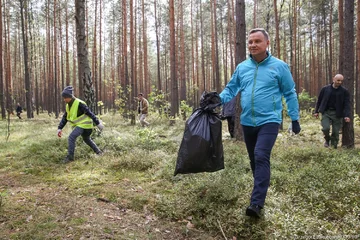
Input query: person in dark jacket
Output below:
<box><xmin>57</xmin><ymin>86</ymin><xmax>104</xmax><ymax>163</ymax></box>
<box><xmin>221</xmin><ymin>97</ymin><xmax>236</xmax><ymax>138</ymax></box>
<box><xmin>16</xmin><ymin>103</ymin><xmax>22</xmax><ymax>119</ymax></box>
<box><xmin>314</xmin><ymin>74</ymin><xmax>351</xmax><ymax>148</ymax></box>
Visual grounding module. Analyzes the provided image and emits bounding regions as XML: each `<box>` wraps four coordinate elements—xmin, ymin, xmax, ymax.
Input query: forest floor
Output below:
<box><xmin>0</xmin><ymin>111</ymin><xmax>359</xmax><ymax>239</ymax></box>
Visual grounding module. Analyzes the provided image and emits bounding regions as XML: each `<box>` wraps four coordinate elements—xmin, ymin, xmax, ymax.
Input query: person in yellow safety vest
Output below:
<box><xmin>57</xmin><ymin>86</ymin><xmax>104</xmax><ymax>163</ymax></box>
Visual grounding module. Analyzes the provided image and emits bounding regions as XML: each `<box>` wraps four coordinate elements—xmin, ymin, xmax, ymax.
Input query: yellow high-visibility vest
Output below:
<box><xmin>66</xmin><ymin>98</ymin><xmax>93</xmax><ymax>129</ymax></box>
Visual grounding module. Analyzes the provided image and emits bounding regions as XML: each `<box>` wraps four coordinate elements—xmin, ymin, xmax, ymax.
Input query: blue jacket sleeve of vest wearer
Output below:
<box><xmin>78</xmin><ymin>102</ymin><xmax>100</xmax><ymax>126</ymax></box>
<box><xmin>279</xmin><ymin>63</ymin><xmax>299</xmax><ymax>121</ymax></box>
<box><xmin>58</xmin><ymin>112</ymin><xmax>68</xmax><ymax>130</ymax></box>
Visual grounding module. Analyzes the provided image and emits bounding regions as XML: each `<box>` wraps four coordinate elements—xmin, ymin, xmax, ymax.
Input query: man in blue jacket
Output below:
<box><xmin>314</xmin><ymin>74</ymin><xmax>351</xmax><ymax>148</ymax></box>
<box><xmin>220</xmin><ymin>28</ymin><xmax>301</xmax><ymax>218</ymax></box>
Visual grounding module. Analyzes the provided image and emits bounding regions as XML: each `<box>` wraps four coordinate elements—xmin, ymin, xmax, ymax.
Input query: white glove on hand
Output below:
<box><xmin>57</xmin><ymin>129</ymin><xmax>62</xmax><ymax>138</ymax></box>
<box><xmin>97</xmin><ymin>122</ymin><xmax>104</xmax><ymax>131</ymax></box>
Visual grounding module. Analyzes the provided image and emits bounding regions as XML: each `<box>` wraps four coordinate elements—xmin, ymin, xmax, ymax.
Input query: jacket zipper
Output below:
<box><xmin>251</xmin><ymin>64</ymin><xmax>258</xmax><ymax>126</ymax></box>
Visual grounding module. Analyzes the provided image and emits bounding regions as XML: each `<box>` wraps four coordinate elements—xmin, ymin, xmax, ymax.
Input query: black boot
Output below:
<box><xmin>62</xmin><ymin>155</ymin><xmax>74</xmax><ymax>164</ymax></box>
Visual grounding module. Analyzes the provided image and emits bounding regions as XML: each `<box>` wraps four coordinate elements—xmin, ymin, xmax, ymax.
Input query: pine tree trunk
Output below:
<box><xmin>142</xmin><ymin>0</ymin><xmax>149</xmax><ymax>94</ymax></box>
<box><xmin>75</xmin><ymin>0</ymin><xmax>95</xmax><ymax>112</ymax></box>
<box><xmin>169</xmin><ymin>0</ymin><xmax>178</xmax><ymax>120</ymax></box>
<box><xmin>234</xmin><ymin>0</ymin><xmax>246</xmax><ymax>141</ymax></box>
<box><xmin>154</xmin><ymin>0</ymin><xmax>161</xmax><ymax>92</ymax></box>
<box><xmin>20</xmin><ymin>0</ymin><xmax>33</xmax><ymax>119</ymax></box>
<box><xmin>0</xmin><ymin>0</ymin><xmax>5</xmax><ymax>119</ymax></box>
<box><xmin>65</xmin><ymin>0</ymin><xmax>70</xmax><ymax>86</ymax></box>
<box><xmin>356</xmin><ymin>0</ymin><xmax>360</xmax><ymax>116</ymax></box>
<box><xmin>274</xmin><ymin>0</ymin><xmax>281</xmax><ymax>58</ymax></box>
<box><xmin>54</xmin><ymin>0</ymin><xmax>59</xmax><ymax>118</ymax></box>
<box><xmin>342</xmin><ymin>0</ymin><xmax>355</xmax><ymax>148</ymax></box>
<box><xmin>338</xmin><ymin>0</ymin><xmax>344</xmax><ymax>73</ymax></box>
<box><xmin>179</xmin><ymin>0</ymin><xmax>186</xmax><ymax>103</ymax></box>
<box><xmin>213</xmin><ymin>0</ymin><xmax>221</xmax><ymax>93</ymax></box>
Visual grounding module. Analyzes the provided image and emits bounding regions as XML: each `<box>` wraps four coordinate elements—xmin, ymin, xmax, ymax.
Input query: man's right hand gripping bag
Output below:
<box><xmin>174</xmin><ymin>91</ymin><xmax>224</xmax><ymax>175</ymax></box>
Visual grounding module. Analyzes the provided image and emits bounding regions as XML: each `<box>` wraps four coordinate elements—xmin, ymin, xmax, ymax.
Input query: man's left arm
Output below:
<box><xmin>79</xmin><ymin>103</ymin><xmax>100</xmax><ymax>125</ymax></box>
<box><xmin>279</xmin><ymin>64</ymin><xmax>299</xmax><ymax>121</ymax></box>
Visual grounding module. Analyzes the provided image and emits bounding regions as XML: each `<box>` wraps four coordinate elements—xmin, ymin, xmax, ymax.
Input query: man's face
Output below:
<box><xmin>138</xmin><ymin>95</ymin><xmax>143</xmax><ymax>100</ymax></box>
<box><xmin>248</xmin><ymin>31</ymin><xmax>269</xmax><ymax>59</ymax></box>
<box><xmin>333</xmin><ymin>75</ymin><xmax>344</xmax><ymax>88</ymax></box>
<box><xmin>63</xmin><ymin>97</ymin><xmax>72</xmax><ymax>103</ymax></box>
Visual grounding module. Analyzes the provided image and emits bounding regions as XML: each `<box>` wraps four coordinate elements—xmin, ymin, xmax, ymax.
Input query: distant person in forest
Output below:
<box><xmin>16</xmin><ymin>103</ymin><xmax>22</xmax><ymax>119</ymax></box>
<box><xmin>137</xmin><ymin>93</ymin><xmax>150</xmax><ymax>127</ymax></box>
<box><xmin>57</xmin><ymin>86</ymin><xmax>104</xmax><ymax>163</ymax></box>
<box><xmin>221</xmin><ymin>96</ymin><xmax>236</xmax><ymax>138</ymax></box>
<box><xmin>219</xmin><ymin>28</ymin><xmax>301</xmax><ymax>218</ymax></box>
<box><xmin>314</xmin><ymin>74</ymin><xmax>351</xmax><ymax>149</ymax></box>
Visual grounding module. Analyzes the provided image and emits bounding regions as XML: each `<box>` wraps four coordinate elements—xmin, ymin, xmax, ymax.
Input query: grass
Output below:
<box><xmin>0</xmin><ymin>112</ymin><xmax>360</xmax><ymax>239</ymax></box>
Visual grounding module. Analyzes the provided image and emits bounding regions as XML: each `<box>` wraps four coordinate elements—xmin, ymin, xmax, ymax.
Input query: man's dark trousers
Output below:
<box><xmin>242</xmin><ymin>123</ymin><xmax>280</xmax><ymax>208</ymax></box>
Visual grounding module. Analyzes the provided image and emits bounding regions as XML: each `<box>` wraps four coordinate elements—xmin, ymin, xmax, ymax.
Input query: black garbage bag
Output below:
<box><xmin>174</xmin><ymin>91</ymin><xmax>224</xmax><ymax>175</ymax></box>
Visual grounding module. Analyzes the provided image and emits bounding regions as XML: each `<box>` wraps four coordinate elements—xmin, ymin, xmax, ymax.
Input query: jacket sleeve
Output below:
<box><xmin>219</xmin><ymin>64</ymin><xmax>242</xmax><ymax>104</ymax></box>
<box><xmin>142</xmin><ymin>100</ymin><xmax>148</xmax><ymax>112</ymax></box>
<box><xmin>79</xmin><ymin>102</ymin><xmax>100</xmax><ymax>125</ymax></box>
<box><xmin>279</xmin><ymin>64</ymin><xmax>299</xmax><ymax>121</ymax></box>
<box><xmin>58</xmin><ymin>112</ymin><xmax>68</xmax><ymax>130</ymax></box>
<box><xmin>315</xmin><ymin>87</ymin><xmax>323</xmax><ymax>113</ymax></box>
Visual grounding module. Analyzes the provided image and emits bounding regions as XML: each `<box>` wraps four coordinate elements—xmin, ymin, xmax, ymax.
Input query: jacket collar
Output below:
<box><xmin>249</xmin><ymin>51</ymin><xmax>271</xmax><ymax>64</ymax></box>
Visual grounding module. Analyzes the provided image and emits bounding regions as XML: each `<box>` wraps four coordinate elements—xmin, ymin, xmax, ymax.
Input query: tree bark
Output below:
<box><xmin>75</xmin><ymin>0</ymin><xmax>96</xmax><ymax>112</ymax></box>
<box><xmin>20</xmin><ymin>0</ymin><xmax>33</xmax><ymax>119</ymax></box>
<box><xmin>179</xmin><ymin>0</ymin><xmax>186</xmax><ymax>102</ymax></box>
<box><xmin>0</xmin><ymin>0</ymin><xmax>5</xmax><ymax>119</ymax></box>
<box><xmin>54</xmin><ymin>0</ymin><xmax>59</xmax><ymax>118</ymax></box>
<box><xmin>234</xmin><ymin>0</ymin><xmax>246</xmax><ymax>141</ymax></box>
<box><xmin>342</xmin><ymin>0</ymin><xmax>355</xmax><ymax>148</ymax></box>
<box><xmin>356</xmin><ymin>0</ymin><xmax>360</xmax><ymax>116</ymax></box>
<box><xmin>338</xmin><ymin>0</ymin><xmax>344</xmax><ymax>73</ymax></box>
<box><xmin>169</xmin><ymin>0</ymin><xmax>178</xmax><ymax>119</ymax></box>
<box><xmin>274</xmin><ymin>0</ymin><xmax>281</xmax><ymax>58</ymax></box>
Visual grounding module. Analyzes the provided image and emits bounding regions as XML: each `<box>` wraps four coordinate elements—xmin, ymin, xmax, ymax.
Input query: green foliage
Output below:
<box><xmin>148</xmin><ymin>89</ymin><xmax>170</xmax><ymax>117</ymax></box>
<box><xmin>114</xmin><ymin>85</ymin><xmax>128</xmax><ymax>115</ymax></box>
<box><xmin>1</xmin><ymin>113</ymin><xmax>359</xmax><ymax>239</ymax></box>
<box><xmin>354</xmin><ymin>114</ymin><xmax>360</xmax><ymax>126</ymax></box>
<box><xmin>298</xmin><ymin>89</ymin><xmax>316</xmax><ymax>112</ymax></box>
<box><xmin>180</xmin><ymin>100</ymin><xmax>193</xmax><ymax>120</ymax></box>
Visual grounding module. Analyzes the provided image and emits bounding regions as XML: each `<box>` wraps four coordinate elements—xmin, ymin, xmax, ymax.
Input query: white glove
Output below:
<box><xmin>57</xmin><ymin>129</ymin><xmax>62</xmax><ymax>138</ymax></box>
<box><xmin>97</xmin><ymin>122</ymin><xmax>104</xmax><ymax>131</ymax></box>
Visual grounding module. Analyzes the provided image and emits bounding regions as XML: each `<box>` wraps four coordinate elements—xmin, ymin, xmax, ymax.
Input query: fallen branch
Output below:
<box><xmin>217</xmin><ymin>219</ymin><xmax>227</xmax><ymax>240</ymax></box>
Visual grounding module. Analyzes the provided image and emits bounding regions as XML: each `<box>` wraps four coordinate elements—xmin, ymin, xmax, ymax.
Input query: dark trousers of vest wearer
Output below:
<box><xmin>242</xmin><ymin>123</ymin><xmax>280</xmax><ymax>208</ymax></box>
<box><xmin>321</xmin><ymin>109</ymin><xmax>343</xmax><ymax>148</ymax></box>
<box><xmin>68</xmin><ymin>126</ymin><xmax>101</xmax><ymax>158</ymax></box>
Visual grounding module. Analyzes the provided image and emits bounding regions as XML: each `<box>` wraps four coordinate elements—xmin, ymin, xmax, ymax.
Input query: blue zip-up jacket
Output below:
<box><xmin>219</xmin><ymin>52</ymin><xmax>299</xmax><ymax>127</ymax></box>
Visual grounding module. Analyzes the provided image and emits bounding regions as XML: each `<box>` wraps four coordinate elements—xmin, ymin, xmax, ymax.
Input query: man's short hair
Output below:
<box><xmin>248</xmin><ymin>28</ymin><xmax>269</xmax><ymax>40</ymax></box>
<box><xmin>138</xmin><ymin>93</ymin><xmax>143</xmax><ymax>96</ymax></box>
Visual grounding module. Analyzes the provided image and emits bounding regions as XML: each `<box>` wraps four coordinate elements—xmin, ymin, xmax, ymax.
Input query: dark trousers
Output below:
<box><xmin>242</xmin><ymin>123</ymin><xmax>280</xmax><ymax>208</ymax></box>
<box><xmin>68</xmin><ymin>126</ymin><xmax>101</xmax><ymax>158</ymax></box>
<box><xmin>321</xmin><ymin>110</ymin><xmax>342</xmax><ymax>148</ymax></box>
<box><xmin>226</xmin><ymin>116</ymin><xmax>235</xmax><ymax>138</ymax></box>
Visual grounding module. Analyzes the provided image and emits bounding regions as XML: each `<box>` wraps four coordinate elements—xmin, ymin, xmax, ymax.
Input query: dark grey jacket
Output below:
<box><xmin>315</xmin><ymin>84</ymin><xmax>350</xmax><ymax>118</ymax></box>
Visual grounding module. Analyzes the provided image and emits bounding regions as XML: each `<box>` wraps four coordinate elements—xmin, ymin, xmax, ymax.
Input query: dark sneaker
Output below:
<box><xmin>324</xmin><ymin>141</ymin><xmax>329</xmax><ymax>148</ymax></box>
<box><xmin>246</xmin><ymin>204</ymin><xmax>262</xmax><ymax>218</ymax></box>
<box><xmin>62</xmin><ymin>155</ymin><xmax>74</xmax><ymax>164</ymax></box>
